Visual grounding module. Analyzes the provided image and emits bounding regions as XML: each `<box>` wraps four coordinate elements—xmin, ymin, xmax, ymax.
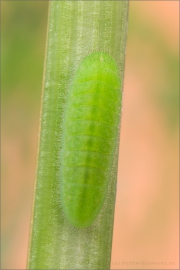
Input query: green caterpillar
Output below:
<box><xmin>60</xmin><ymin>52</ymin><xmax>122</xmax><ymax>228</ymax></box>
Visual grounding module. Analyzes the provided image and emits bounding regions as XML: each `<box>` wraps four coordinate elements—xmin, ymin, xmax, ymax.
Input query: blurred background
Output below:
<box><xmin>1</xmin><ymin>1</ymin><xmax>179</xmax><ymax>269</ymax></box>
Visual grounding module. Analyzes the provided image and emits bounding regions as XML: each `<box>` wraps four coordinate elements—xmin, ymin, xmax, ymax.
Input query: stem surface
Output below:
<box><xmin>27</xmin><ymin>1</ymin><xmax>129</xmax><ymax>269</ymax></box>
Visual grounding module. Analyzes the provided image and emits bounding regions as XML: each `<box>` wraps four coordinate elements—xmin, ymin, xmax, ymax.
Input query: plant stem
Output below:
<box><xmin>27</xmin><ymin>1</ymin><xmax>129</xmax><ymax>269</ymax></box>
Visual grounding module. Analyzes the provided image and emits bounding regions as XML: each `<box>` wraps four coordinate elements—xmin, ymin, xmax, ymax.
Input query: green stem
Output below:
<box><xmin>27</xmin><ymin>1</ymin><xmax>129</xmax><ymax>269</ymax></box>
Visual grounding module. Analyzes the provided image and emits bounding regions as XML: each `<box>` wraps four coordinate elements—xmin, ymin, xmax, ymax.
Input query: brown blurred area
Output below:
<box><xmin>1</xmin><ymin>1</ymin><xmax>48</xmax><ymax>268</ymax></box>
<box><xmin>112</xmin><ymin>1</ymin><xmax>179</xmax><ymax>269</ymax></box>
<box><xmin>1</xmin><ymin>1</ymin><xmax>179</xmax><ymax>269</ymax></box>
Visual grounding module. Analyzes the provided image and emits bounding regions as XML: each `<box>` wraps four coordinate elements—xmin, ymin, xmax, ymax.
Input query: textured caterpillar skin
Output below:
<box><xmin>60</xmin><ymin>52</ymin><xmax>121</xmax><ymax>228</ymax></box>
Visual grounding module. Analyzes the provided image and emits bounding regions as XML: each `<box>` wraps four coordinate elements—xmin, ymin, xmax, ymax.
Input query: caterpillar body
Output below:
<box><xmin>60</xmin><ymin>52</ymin><xmax>121</xmax><ymax>228</ymax></box>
